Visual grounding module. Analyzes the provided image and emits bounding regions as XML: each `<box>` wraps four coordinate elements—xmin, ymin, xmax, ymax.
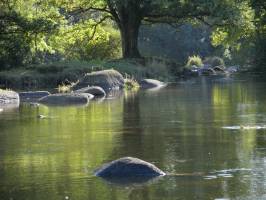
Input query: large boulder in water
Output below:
<box><xmin>39</xmin><ymin>93</ymin><xmax>89</xmax><ymax>105</ymax></box>
<box><xmin>140</xmin><ymin>79</ymin><xmax>166</xmax><ymax>89</ymax></box>
<box><xmin>74</xmin><ymin>86</ymin><xmax>106</xmax><ymax>97</ymax></box>
<box><xmin>73</xmin><ymin>69</ymin><xmax>124</xmax><ymax>91</ymax></box>
<box><xmin>0</xmin><ymin>90</ymin><xmax>19</xmax><ymax>105</ymax></box>
<box><xmin>95</xmin><ymin>157</ymin><xmax>165</xmax><ymax>178</ymax></box>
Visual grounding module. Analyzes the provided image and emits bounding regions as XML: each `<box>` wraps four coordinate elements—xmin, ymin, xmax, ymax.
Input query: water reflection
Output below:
<box><xmin>0</xmin><ymin>76</ymin><xmax>265</xmax><ymax>200</ymax></box>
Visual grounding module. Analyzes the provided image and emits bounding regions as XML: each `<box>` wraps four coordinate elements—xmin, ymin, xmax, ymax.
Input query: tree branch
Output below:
<box><xmin>87</xmin><ymin>15</ymin><xmax>113</xmax><ymax>41</ymax></box>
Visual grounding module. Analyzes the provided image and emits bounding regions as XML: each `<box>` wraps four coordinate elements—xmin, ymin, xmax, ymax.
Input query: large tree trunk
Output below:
<box><xmin>119</xmin><ymin>20</ymin><xmax>141</xmax><ymax>58</ymax></box>
<box><xmin>107</xmin><ymin>0</ymin><xmax>143</xmax><ymax>58</ymax></box>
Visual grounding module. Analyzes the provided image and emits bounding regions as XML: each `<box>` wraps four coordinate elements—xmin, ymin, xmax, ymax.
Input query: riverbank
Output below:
<box><xmin>0</xmin><ymin>58</ymin><xmax>182</xmax><ymax>90</ymax></box>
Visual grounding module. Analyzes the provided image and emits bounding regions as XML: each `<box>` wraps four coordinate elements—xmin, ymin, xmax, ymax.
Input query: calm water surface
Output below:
<box><xmin>0</xmin><ymin>76</ymin><xmax>266</xmax><ymax>200</ymax></box>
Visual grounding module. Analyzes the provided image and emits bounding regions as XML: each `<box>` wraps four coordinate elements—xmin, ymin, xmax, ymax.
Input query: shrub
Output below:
<box><xmin>57</xmin><ymin>83</ymin><xmax>72</xmax><ymax>93</ymax></box>
<box><xmin>186</xmin><ymin>55</ymin><xmax>203</xmax><ymax>68</ymax></box>
<box><xmin>204</xmin><ymin>56</ymin><xmax>225</xmax><ymax>67</ymax></box>
<box><xmin>124</xmin><ymin>78</ymin><xmax>140</xmax><ymax>91</ymax></box>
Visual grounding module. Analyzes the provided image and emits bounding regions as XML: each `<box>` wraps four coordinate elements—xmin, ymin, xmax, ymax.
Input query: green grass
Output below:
<box><xmin>186</xmin><ymin>55</ymin><xmax>203</xmax><ymax>68</ymax></box>
<box><xmin>124</xmin><ymin>78</ymin><xmax>140</xmax><ymax>91</ymax></box>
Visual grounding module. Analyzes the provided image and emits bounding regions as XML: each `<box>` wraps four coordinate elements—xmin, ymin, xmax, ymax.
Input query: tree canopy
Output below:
<box><xmin>0</xmin><ymin>0</ymin><xmax>262</xmax><ymax>69</ymax></box>
<box><xmin>67</xmin><ymin>0</ymin><xmax>255</xmax><ymax>58</ymax></box>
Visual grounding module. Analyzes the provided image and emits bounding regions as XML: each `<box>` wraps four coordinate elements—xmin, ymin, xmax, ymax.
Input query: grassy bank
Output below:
<box><xmin>0</xmin><ymin>58</ymin><xmax>183</xmax><ymax>90</ymax></box>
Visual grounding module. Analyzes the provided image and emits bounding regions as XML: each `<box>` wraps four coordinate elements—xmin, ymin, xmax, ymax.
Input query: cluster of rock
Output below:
<box><xmin>1</xmin><ymin>69</ymin><xmax>166</xmax><ymax>107</ymax></box>
<box><xmin>183</xmin><ymin>64</ymin><xmax>238</xmax><ymax>77</ymax></box>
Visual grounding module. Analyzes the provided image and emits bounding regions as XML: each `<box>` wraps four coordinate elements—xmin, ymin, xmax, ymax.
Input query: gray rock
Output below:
<box><xmin>95</xmin><ymin>157</ymin><xmax>165</xmax><ymax>178</ymax></box>
<box><xmin>81</xmin><ymin>93</ymin><xmax>94</xmax><ymax>100</ymax></box>
<box><xmin>72</xmin><ymin>69</ymin><xmax>124</xmax><ymax>91</ymax></box>
<box><xmin>0</xmin><ymin>90</ymin><xmax>20</xmax><ymax>104</ymax></box>
<box><xmin>39</xmin><ymin>93</ymin><xmax>89</xmax><ymax>105</ymax></box>
<box><xmin>19</xmin><ymin>91</ymin><xmax>50</xmax><ymax>99</ymax></box>
<box><xmin>74</xmin><ymin>86</ymin><xmax>106</xmax><ymax>97</ymax></box>
<box><xmin>212</xmin><ymin>66</ymin><xmax>226</xmax><ymax>73</ymax></box>
<box><xmin>199</xmin><ymin>68</ymin><xmax>216</xmax><ymax>76</ymax></box>
<box><xmin>140</xmin><ymin>79</ymin><xmax>166</xmax><ymax>89</ymax></box>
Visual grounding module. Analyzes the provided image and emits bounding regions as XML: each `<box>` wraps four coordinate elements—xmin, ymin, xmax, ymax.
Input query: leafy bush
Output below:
<box><xmin>124</xmin><ymin>78</ymin><xmax>140</xmax><ymax>91</ymax></box>
<box><xmin>186</xmin><ymin>55</ymin><xmax>203</xmax><ymax>68</ymax></box>
<box><xmin>204</xmin><ymin>56</ymin><xmax>225</xmax><ymax>67</ymax></box>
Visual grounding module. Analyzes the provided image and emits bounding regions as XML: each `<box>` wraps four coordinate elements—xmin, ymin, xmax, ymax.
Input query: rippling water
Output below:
<box><xmin>0</xmin><ymin>76</ymin><xmax>266</xmax><ymax>200</ymax></box>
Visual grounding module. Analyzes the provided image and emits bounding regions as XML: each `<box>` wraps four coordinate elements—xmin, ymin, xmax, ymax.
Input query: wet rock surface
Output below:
<box><xmin>95</xmin><ymin>157</ymin><xmax>165</xmax><ymax>178</ymax></box>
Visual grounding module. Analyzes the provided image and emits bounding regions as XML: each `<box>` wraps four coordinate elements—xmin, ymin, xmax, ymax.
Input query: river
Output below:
<box><xmin>0</xmin><ymin>75</ymin><xmax>266</xmax><ymax>200</ymax></box>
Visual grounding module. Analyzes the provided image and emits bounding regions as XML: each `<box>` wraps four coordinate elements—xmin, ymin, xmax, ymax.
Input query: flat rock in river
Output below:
<box><xmin>19</xmin><ymin>91</ymin><xmax>50</xmax><ymax>99</ymax></box>
<box><xmin>74</xmin><ymin>86</ymin><xmax>106</xmax><ymax>97</ymax></box>
<box><xmin>39</xmin><ymin>93</ymin><xmax>89</xmax><ymax>105</ymax></box>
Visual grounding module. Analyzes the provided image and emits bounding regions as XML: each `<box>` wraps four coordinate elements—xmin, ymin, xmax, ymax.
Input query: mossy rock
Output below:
<box><xmin>73</xmin><ymin>69</ymin><xmax>124</xmax><ymax>91</ymax></box>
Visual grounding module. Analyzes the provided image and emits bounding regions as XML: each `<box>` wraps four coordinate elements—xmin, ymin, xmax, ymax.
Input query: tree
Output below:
<box><xmin>251</xmin><ymin>0</ymin><xmax>266</xmax><ymax>68</ymax></box>
<box><xmin>72</xmin><ymin>0</ymin><xmax>255</xmax><ymax>58</ymax></box>
<box><xmin>0</xmin><ymin>0</ymin><xmax>61</xmax><ymax>68</ymax></box>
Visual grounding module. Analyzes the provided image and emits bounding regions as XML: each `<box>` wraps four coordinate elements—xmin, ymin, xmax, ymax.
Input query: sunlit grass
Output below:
<box><xmin>186</xmin><ymin>55</ymin><xmax>203</xmax><ymax>68</ymax></box>
<box><xmin>124</xmin><ymin>78</ymin><xmax>140</xmax><ymax>91</ymax></box>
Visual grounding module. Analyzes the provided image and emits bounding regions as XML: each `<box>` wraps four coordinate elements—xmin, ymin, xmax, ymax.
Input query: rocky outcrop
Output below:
<box><xmin>19</xmin><ymin>91</ymin><xmax>50</xmax><ymax>99</ymax></box>
<box><xmin>74</xmin><ymin>86</ymin><xmax>106</xmax><ymax>97</ymax></box>
<box><xmin>72</xmin><ymin>69</ymin><xmax>124</xmax><ymax>91</ymax></box>
<box><xmin>39</xmin><ymin>93</ymin><xmax>89</xmax><ymax>105</ymax></box>
<box><xmin>95</xmin><ymin>157</ymin><xmax>165</xmax><ymax>178</ymax></box>
<box><xmin>140</xmin><ymin>79</ymin><xmax>166</xmax><ymax>89</ymax></box>
<box><xmin>0</xmin><ymin>90</ymin><xmax>19</xmax><ymax>104</ymax></box>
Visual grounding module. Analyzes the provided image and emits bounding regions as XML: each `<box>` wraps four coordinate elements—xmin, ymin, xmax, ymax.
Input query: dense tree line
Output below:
<box><xmin>0</xmin><ymin>0</ymin><xmax>265</xmax><ymax>70</ymax></box>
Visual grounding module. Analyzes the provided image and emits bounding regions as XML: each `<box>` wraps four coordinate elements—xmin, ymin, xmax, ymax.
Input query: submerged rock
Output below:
<box><xmin>0</xmin><ymin>90</ymin><xmax>19</xmax><ymax>104</ymax></box>
<box><xmin>39</xmin><ymin>93</ymin><xmax>89</xmax><ymax>105</ymax></box>
<box><xmin>73</xmin><ymin>69</ymin><xmax>124</xmax><ymax>91</ymax></box>
<box><xmin>95</xmin><ymin>157</ymin><xmax>165</xmax><ymax>178</ymax></box>
<box><xmin>19</xmin><ymin>91</ymin><xmax>50</xmax><ymax>99</ymax></box>
<box><xmin>74</xmin><ymin>86</ymin><xmax>106</xmax><ymax>97</ymax></box>
<box><xmin>140</xmin><ymin>79</ymin><xmax>166</xmax><ymax>89</ymax></box>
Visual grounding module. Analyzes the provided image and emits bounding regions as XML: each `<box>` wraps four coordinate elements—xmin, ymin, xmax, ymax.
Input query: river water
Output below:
<box><xmin>0</xmin><ymin>76</ymin><xmax>266</xmax><ymax>200</ymax></box>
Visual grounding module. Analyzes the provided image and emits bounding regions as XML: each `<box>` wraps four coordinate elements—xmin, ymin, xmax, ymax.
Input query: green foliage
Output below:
<box><xmin>204</xmin><ymin>57</ymin><xmax>225</xmax><ymax>67</ymax></box>
<box><xmin>186</xmin><ymin>55</ymin><xmax>203</xmax><ymax>68</ymax></box>
<box><xmin>0</xmin><ymin>0</ymin><xmax>263</xmax><ymax>72</ymax></box>
<box><xmin>57</xmin><ymin>83</ymin><xmax>73</xmax><ymax>93</ymax></box>
<box><xmin>124</xmin><ymin>78</ymin><xmax>140</xmax><ymax>91</ymax></box>
<box><xmin>50</xmin><ymin>21</ymin><xmax>121</xmax><ymax>61</ymax></box>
